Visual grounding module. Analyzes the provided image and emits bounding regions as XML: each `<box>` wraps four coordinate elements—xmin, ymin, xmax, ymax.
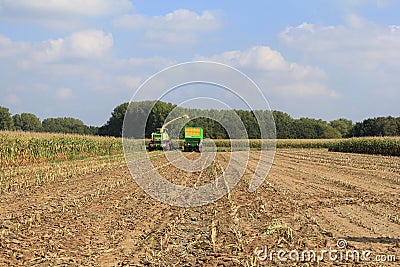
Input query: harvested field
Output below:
<box><xmin>0</xmin><ymin>149</ymin><xmax>399</xmax><ymax>266</ymax></box>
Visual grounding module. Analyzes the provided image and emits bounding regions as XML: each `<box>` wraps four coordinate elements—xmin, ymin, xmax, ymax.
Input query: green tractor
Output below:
<box><xmin>148</xmin><ymin>115</ymin><xmax>189</xmax><ymax>151</ymax></box>
<box><xmin>147</xmin><ymin>131</ymin><xmax>171</xmax><ymax>151</ymax></box>
<box><xmin>183</xmin><ymin>127</ymin><xmax>204</xmax><ymax>152</ymax></box>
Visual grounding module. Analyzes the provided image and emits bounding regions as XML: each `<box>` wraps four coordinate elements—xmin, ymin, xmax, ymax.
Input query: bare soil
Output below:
<box><xmin>0</xmin><ymin>149</ymin><xmax>399</xmax><ymax>266</ymax></box>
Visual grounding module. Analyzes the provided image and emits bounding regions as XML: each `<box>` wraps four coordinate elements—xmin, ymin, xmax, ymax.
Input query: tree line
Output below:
<box><xmin>98</xmin><ymin>101</ymin><xmax>400</xmax><ymax>139</ymax></box>
<box><xmin>0</xmin><ymin>106</ymin><xmax>98</xmax><ymax>135</ymax></box>
<box><xmin>1</xmin><ymin>102</ymin><xmax>400</xmax><ymax>138</ymax></box>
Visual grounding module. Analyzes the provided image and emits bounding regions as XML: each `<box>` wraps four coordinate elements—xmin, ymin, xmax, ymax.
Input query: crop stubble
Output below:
<box><xmin>0</xmin><ymin>149</ymin><xmax>399</xmax><ymax>266</ymax></box>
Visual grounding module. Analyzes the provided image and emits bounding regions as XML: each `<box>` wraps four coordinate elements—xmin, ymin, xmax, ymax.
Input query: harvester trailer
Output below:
<box><xmin>183</xmin><ymin>126</ymin><xmax>204</xmax><ymax>152</ymax></box>
<box><xmin>147</xmin><ymin>115</ymin><xmax>189</xmax><ymax>151</ymax></box>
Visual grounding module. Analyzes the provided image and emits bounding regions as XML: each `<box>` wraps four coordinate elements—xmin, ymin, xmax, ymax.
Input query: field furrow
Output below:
<box><xmin>1</xmin><ymin>149</ymin><xmax>399</xmax><ymax>266</ymax></box>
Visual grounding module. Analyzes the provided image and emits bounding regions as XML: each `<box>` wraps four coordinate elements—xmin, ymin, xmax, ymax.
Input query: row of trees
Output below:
<box><xmin>99</xmin><ymin>101</ymin><xmax>400</xmax><ymax>139</ymax></box>
<box><xmin>2</xmin><ymin>102</ymin><xmax>400</xmax><ymax>138</ymax></box>
<box><xmin>117</xmin><ymin>101</ymin><xmax>276</xmax><ymax>139</ymax></box>
<box><xmin>0</xmin><ymin>106</ymin><xmax>98</xmax><ymax>135</ymax></box>
<box><xmin>350</xmin><ymin>116</ymin><xmax>400</xmax><ymax>137</ymax></box>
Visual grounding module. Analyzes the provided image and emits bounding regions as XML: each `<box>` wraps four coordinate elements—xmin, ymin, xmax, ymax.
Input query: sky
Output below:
<box><xmin>0</xmin><ymin>0</ymin><xmax>399</xmax><ymax>126</ymax></box>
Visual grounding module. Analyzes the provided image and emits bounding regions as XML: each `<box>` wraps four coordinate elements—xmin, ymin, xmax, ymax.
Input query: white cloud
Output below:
<box><xmin>114</xmin><ymin>9</ymin><xmax>222</xmax><ymax>44</ymax></box>
<box><xmin>114</xmin><ymin>9</ymin><xmax>220</xmax><ymax>31</ymax></box>
<box><xmin>195</xmin><ymin>46</ymin><xmax>335</xmax><ymax>98</ymax></box>
<box><xmin>67</xmin><ymin>30</ymin><xmax>114</xmax><ymax>58</ymax></box>
<box><xmin>279</xmin><ymin>17</ymin><xmax>400</xmax><ymax>70</ymax></box>
<box><xmin>56</xmin><ymin>88</ymin><xmax>73</xmax><ymax>100</ymax></box>
<box><xmin>0</xmin><ymin>0</ymin><xmax>134</xmax><ymax>29</ymax></box>
<box><xmin>211</xmin><ymin>46</ymin><xmax>288</xmax><ymax>71</ymax></box>
<box><xmin>196</xmin><ymin>46</ymin><xmax>325</xmax><ymax>78</ymax></box>
<box><xmin>273</xmin><ymin>83</ymin><xmax>339</xmax><ymax>98</ymax></box>
<box><xmin>0</xmin><ymin>31</ymin><xmax>173</xmax><ymax>90</ymax></box>
<box><xmin>26</xmin><ymin>30</ymin><xmax>113</xmax><ymax>64</ymax></box>
<box><xmin>4</xmin><ymin>30</ymin><xmax>114</xmax><ymax>66</ymax></box>
<box><xmin>278</xmin><ymin>17</ymin><xmax>400</xmax><ymax>120</ymax></box>
<box><xmin>0</xmin><ymin>35</ymin><xmax>29</xmax><ymax>58</ymax></box>
<box><xmin>0</xmin><ymin>0</ymin><xmax>133</xmax><ymax>17</ymax></box>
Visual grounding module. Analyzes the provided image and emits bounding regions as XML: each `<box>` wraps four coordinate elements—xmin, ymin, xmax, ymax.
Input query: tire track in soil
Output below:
<box><xmin>56</xmin><ymin>152</ymin><xmax>196</xmax><ymax>266</ymax></box>
<box><xmin>232</xmin><ymin>150</ymin><xmax>400</xmax><ymax>266</ymax></box>
<box><xmin>126</xmin><ymin>153</ymin><xmax>211</xmax><ymax>266</ymax></box>
<box><xmin>361</xmin><ymin>203</ymin><xmax>400</xmax><ymax>226</ymax></box>
<box><xmin>0</xmin><ymin>153</ymin><xmax>168</xmax><ymax>216</ymax></box>
<box><xmin>0</xmin><ymin>153</ymin><xmax>180</xmax><ymax>266</ymax></box>
<box><xmin>279</xmin><ymin>156</ymin><xmax>400</xmax><ymax>195</ymax></box>
<box><xmin>280</xmin><ymin>149</ymin><xmax>400</xmax><ymax>174</ymax></box>
<box><xmin>334</xmin><ymin>204</ymin><xmax>400</xmax><ymax>238</ymax></box>
<box><xmin>1</xmin><ymin>166</ymin><xmax>133</xmax><ymax>266</ymax></box>
<box><xmin>116</xmin><ymin>152</ymin><xmax>238</xmax><ymax>266</ymax></box>
<box><xmin>113</xmin><ymin>152</ymin><xmax>254</xmax><ymax>266</ymax></box>
<box><xmin>311</xmin><ymin>206</ymin><xmax>400</xmax><ymax>261</ymax></box>
<box><xmin>271</xmin><ymin>151</ymin><xmax>399</xmax><ymax>266</ymax></box>
<box><xmin>275</xmin><ymin>151</ymin><xmax>399</xmax><ymax>190</ymax></box>
<box><xmin>1</xmin><ymin>150</ymin><xmax>399</xmax><ymax>266</ymax></box>
<box><xmin>95</xmin><ymin>151</ymin><xmax>217</xmax><ymax>266</ymax></box>
<box><xmin>245</xmin><ymin>152</ymin><xmax>360</xmax><ymax>213</ymax></box>
<box><xmin>105</xmin><ymin>149</ymin><xmax>399</xmax><ymax>266</ymax></box>
<box><xmin>200</xmin><ymin>152</ymin><xmax>323</xmax><ymax>266</ymax></box>
<box><xmin>0</xmin><ymin>155</ymin><xmax>126</xmax><ymax>213</ymax></box>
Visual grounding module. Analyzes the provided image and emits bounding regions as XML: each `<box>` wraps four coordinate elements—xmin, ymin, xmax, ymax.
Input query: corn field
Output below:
<box><xmin>1</xmin><ymin>131</ymin><xmax>399</xmax><ymax>265</ymax></box>
<box><xmin>328</xmin><ymin>137</ymin><xmax>400</xmax><ymax>156</ymax></box>
<box><xmin>205</xmin><ymin>139</ymin><xmax>338</xmax><ymax>150</ymax></box>
<box><xmin>0</xmin><ymin>131</ymin><xmax>122</xmax><ymax>168</ymax></box>
<box><xmin>207</xmin><ymin>138</ymin><xmax>400</xmax><ymax>154</ymax></box>
<box><xmin>1</xmin><ymin>131</ymin><xmax>398</xmax><ymax>171</ymax></box>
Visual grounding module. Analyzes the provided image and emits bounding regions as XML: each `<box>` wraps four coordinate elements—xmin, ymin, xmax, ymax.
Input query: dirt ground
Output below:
<box><xmin>0</xmin><ymin>149</ymin><xmax>399</xmax><ymax>266</ymax></box>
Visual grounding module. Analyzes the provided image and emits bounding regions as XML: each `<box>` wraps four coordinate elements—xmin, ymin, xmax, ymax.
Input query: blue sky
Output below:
<box><xmin>1</xmin><ymin>0</ymin><xmax>399</xmax><ymax>125</ymax></box>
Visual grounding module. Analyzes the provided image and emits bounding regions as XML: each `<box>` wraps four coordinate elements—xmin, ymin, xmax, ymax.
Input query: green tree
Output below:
<box><xmin>236</xmin><ymin>110</ymin><xmax>260</xmax><ymax>139</ymax></box>
<box><xmin>349</xmin><ymin>116</ymin><xmax>400</xmax><ymax>137</ymax></box>
<box><xmin>322</xmin><ymin>125</ymin><xmax>342</xmax><ymax>138</ymax></box>
<box><xmin>13</xmin><ymin>114</ymin><xmax>22</xmax><ymax>131</ymax></box>
<box><xmin>348</xmin><ymin>122</ymin><xmax>363</xmax><ymax>137</ymax></box>
<box><xmin>20</xmin><ymin>113</ymin><xmax>42</xmax><ymax>131</ymax></box>
<box><xmin>294</xmin><ymin>118</ymin><xmax>340</xmax><ymax>139</ymax></box>
<box><xmin>330</xmin><ymin>118</ymin><xmax>352</xmax><ymax>137</ymax></box>
<box><xmin>102</xmin><ymin>100</ymin><xmax>400</xmax><ymax>139</ymax></box>
<box><xmin>273</xmin><ymin>111</ymin><xmax>295</xmax><ymax>139</ymax></box>
<box><xmin>103</xmin><ymin>101</ymin><xmax>180</xmax><ymax>138</ymax></box>
<box><xmin>42</xmin><ymin>117</ymin><xmax>87</xmax><ymax>134</ymax></box>
<box><xmin>0</xmin><ymin>106</ymin><xmax>14</xmax><ymax>130</ymax></box>
<box><xmin>85</xmin><ymin>126</ymin><xmax>99</xmax><ymax>135</ymax></box>
<box><xmin>382</xmin><ymin>116</ymin><xmax>398</xmax><ymax>136</ymax></box>
<box><xmin>145</xmin><ymin>101</ymin><xmax>177</xmax><ymax>137</ymax></box>
<box><xmin>397</xmin><ymin>117</ymin><xmax>400</xmax><ymax>135</ymax></box>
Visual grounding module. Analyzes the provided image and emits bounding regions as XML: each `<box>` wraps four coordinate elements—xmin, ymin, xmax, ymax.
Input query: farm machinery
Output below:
<box><xmin>183</xmin><ymin>127</ymin><xmax>204</xmax><ymax>152</ymax></box>
<box><xmin>147</xmin><ymin>115</ymin><xmax>189</xmax><ymax>151</ymax></box>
